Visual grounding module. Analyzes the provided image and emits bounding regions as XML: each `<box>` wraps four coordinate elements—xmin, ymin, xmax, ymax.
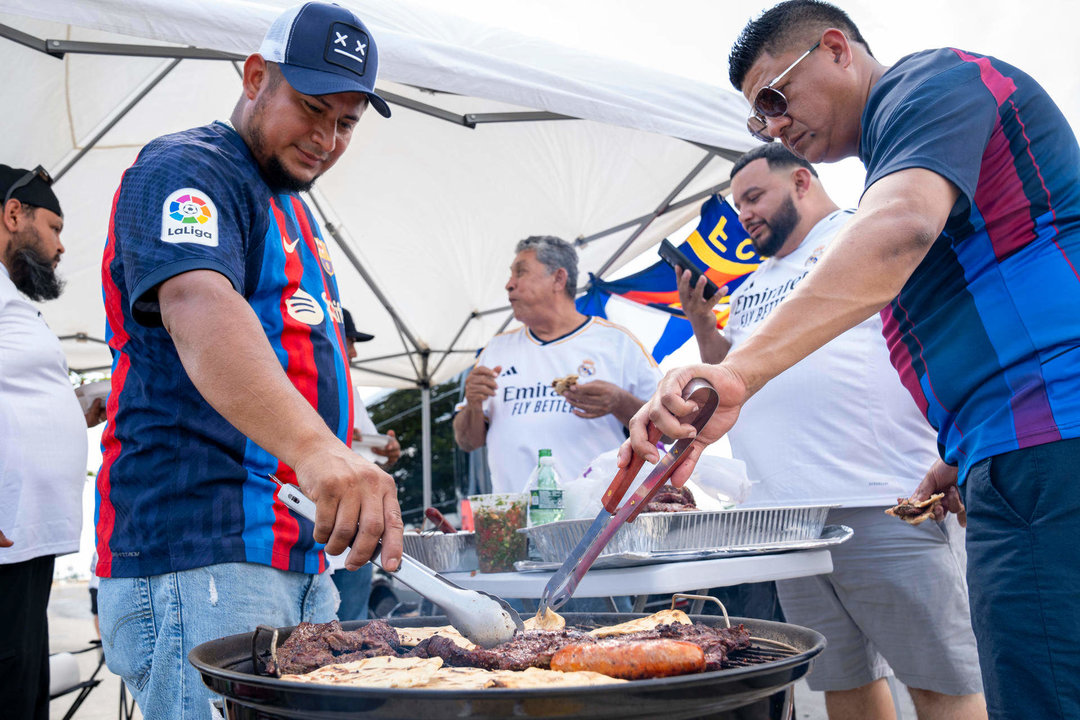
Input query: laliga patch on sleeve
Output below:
<box><xmin>161</xmin><ymin>188</ymin><xmax>219</xmax><ymax>247</ymax></box>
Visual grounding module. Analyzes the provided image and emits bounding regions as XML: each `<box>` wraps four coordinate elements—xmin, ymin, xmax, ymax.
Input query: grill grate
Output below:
<box><xmin>723</xmin><ymin>639</ymin><xmax>799</xmax><ymax>668</ymax></box>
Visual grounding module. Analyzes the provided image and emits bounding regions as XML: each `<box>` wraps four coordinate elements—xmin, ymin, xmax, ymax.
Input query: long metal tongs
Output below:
<box><xmin>269</xmin><ymin>474</ymin><xmax>523</xmax><ymax>648</ymax></box>
<box><xmin>537</xmin><ymin>377</ymin><xmax>719</xmax><ymax>614</ymax></box>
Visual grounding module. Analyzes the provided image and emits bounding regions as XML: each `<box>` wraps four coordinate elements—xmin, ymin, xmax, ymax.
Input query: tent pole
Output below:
<box><xmin>593</xmin><ymin>151</ymin><xmax>715</xmax><ymax>279</ymax></box>
<box><xmin>420</xmin><ymin>351</ymin><xmax>433</xmax><ymax>515</ymax></box>
<box><xmin>52</xmin><ymin>57</ymin><xmax>181</xmax><ymax>182</ymax></box>
<box><xmin>304</xmin><ymin>188</ymin><xmax>427</xmax><ymax>381</ymax></box>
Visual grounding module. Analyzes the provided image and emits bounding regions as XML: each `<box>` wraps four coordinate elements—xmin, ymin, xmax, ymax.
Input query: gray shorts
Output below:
<box><xmin>776</xmin><ymin>507</ymin><xmax>983</xmax><ymax>695</ymax></box>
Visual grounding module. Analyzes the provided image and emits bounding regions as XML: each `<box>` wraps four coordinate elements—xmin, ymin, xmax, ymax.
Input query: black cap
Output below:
<box><xmin>341</xmin><ymin>308</ymin><xmax>374</xmax><ymax>342</ymax></box>
<box><xmin>0</xmin><ymin>165</ymin><xmax>62</xmax><ymax>218</ymax></box>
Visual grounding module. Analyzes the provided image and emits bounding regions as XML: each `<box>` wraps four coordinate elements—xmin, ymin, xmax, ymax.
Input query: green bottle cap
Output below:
<box><xmin>538</xmin><ymin>448</ymin><xmax>552</xmax><ymax>458</ymax></box>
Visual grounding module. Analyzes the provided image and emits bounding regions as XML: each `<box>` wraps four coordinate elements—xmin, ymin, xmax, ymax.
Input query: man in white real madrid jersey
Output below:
<box><xmin>96</xmin><ymin>4</ymin><xmax>404</xmax><ymax>717</ymax></box>
<box><xmin>677</xmin><ymin>144</ymin><xmax>985</xmax><ymax>720</ymax></box>
<box><xmin>454</xmin><ymin>236</ymin><xmax>660</xmax><ymax>493</ymax></box>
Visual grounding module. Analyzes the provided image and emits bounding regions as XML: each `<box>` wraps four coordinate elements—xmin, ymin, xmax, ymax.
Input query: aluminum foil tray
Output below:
<box><xmin>520</xmin><ymin>505</ymin><xmax>837</xmax><ymax>564</ymax></box>
<box><xmin>402</xmin><ymin>531</ymin><xmax>477</xmax><ymax>573</ymax></box>
<box><xmin>515</xmin><ymin>524</ymin><xmax>852</xmax><ymax>572</ymax></box>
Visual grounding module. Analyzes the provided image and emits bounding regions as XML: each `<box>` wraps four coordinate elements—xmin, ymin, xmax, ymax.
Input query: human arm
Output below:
<box><xmin>675</xmin><ymin>266</ymin><xmax>730</xmax><ymax>364</ymax></box>
<box><xmin>452</xmin><ymin>364</ymin><xmax>500</xmax><ymax>452</ymax></box>
<box><xmin>370</xmin><ymin>429</ymin><xmax>401</xmax><ymax>468</ymax></box>
<box><xmin>622</xmin><ymin>168</ymin><xmax>960</xmax><ymax>484</ymax></box>
<box><xmin>158</xmin><ymin>269</ymin><xmax>402</xmax><ymax>571</ymax></box>
<box><xmin>84</xmin><ymin>397</ymin><xmax>107</xmax><ymax>428</ymax></box>
<box><xmin>562</xmin><ymin>380</ymin><xmax>644</xmax><ymax>426</ymax></box>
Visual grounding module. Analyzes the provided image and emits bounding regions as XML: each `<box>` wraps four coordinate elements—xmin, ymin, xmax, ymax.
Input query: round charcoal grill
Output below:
<box><xmin>190</xmin><ymin>613</ymin><xmax>824</xmax><ymax>720</ymax></box>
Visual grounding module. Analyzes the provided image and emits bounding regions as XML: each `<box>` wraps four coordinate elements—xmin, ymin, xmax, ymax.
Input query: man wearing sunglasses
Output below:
<box><xmin>625</xmin><ymin>1</ymin><xmax>1080</xmax><ymax>717</ymax></box>
<box><xmin>0</xmin><ymin>165</ymin><xmax>88</xmax><ymax>720</ymax></box>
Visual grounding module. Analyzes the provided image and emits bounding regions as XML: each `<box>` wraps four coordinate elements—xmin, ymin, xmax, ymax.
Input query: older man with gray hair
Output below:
<box><xmin>454</xmin><ymin>235</ymin><xmax>660</xmax><ymax>493</ymax></box>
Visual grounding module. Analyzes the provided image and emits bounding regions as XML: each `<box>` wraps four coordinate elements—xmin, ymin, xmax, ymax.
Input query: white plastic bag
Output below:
<box><xmin>562</xmin><ymin>446</ymin><xmax>751</xmax><ymax>519</ymax></box>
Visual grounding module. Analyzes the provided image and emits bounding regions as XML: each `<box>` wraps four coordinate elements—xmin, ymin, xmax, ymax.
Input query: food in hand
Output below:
<box><xmin>885</xmin><ymin>493</ymin><xmax>945</xmax><ymax>525</ymax></box>
<box><xmin>551</xmin><ymin>374</ymin><xmax>579</xmax><ymax>396</ymax></box>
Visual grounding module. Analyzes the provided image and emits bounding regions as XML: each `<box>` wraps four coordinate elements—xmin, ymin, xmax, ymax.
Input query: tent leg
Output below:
<box><xmin>421</xmin><ymin>386</ymin><xmax>432</xmax><ymax>513</ymax></box>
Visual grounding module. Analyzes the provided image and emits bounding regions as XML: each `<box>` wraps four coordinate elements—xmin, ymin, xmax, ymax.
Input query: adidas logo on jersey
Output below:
<box><xmin>500</xmin><ymin>366</ymin><xmax>518</xmax><ymax>377</ymax></box>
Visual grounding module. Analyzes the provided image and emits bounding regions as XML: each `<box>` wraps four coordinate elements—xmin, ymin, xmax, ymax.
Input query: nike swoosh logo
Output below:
<box><xmin>283</xmin><ymin>237</ymin><xmax>300</xmax><ymax>253</ymax></box>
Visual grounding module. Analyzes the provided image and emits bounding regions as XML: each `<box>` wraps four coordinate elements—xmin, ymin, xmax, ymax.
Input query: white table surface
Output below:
<box><xmin>442</xmin><ymin>549</ymin><xmax>833</xmax><ymax>599</ymax></box>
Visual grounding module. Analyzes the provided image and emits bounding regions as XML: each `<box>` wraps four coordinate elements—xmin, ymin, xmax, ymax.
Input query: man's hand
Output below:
<box><xmin>371</xmin><ymin>429</ymin><xmax>401</xmax><ymax>468</ymax></box>
<box><xmin>84</xmin><ymin>397</ymin><xmax>107</xmax><ymax>428</ymax></box>
<box><xmin>619</xmin><ymin>363</ymin><xmax>749</xmax><ymax>487</ymax></box>
<box><xmin>563</xmin><ymin>380</ymin><xmax>631</xmax><ymax>419</ymax></box>
<box><xmin>910</xmin><ymin>459</ymin><xmax>965</xmax><ymax>527</ymax></box>
<box><xmin>676</xmin><ymin>267</ymin><xmax>732</xmax><ymax>365</ymax></box>
<box><xmin>676</xmin><ymin>266</ymin><xmax>725</xmax><ymax>328</ymax></box>
<box><xmin>463</xmin><ymin>365</ymin><xmax>501</xmax><ymax>407</ymax></box>
<box><xmin>0</xmin><ymin>529</ymin><xmax>12</xmax><ymax>548</ymax></box>
<box><xmin>293</xmin><ymin>447</ymin><xmax>404</xmax><ymax>571</ymax></box>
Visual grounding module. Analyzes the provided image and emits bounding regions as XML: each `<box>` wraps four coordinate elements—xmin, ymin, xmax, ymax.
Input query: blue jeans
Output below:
<box><xmin>965</xmin><ymin>437</ymin><xmax>1080</xmax><ymax>719</ymax></box>
<box><xmin>331</xmin><ymin>563</ymin><xmax>373</xmax><ymax>621</ymax></box>
<box><xmin>98</xmin><ymin>562</ymin><xmax>339</xmax><ymax>720</ymax></box>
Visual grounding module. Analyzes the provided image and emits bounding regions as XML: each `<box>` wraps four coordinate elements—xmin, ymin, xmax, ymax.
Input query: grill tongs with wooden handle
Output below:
<box><xmin>538</xmin><ymin>377</ymin><xmax>719</xmax><ymax>615</ymax></box>
<box><xmin>270</xmin><ymin>474</ymin><xmax>523</xmax><ymax>648</ymax></box>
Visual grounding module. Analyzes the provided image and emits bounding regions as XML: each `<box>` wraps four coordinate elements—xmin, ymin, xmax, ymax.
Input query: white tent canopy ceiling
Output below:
<box><xmin>0</xmin><ymin>0</ymin><xmax>755</xmax><ymax>390</ymax></box>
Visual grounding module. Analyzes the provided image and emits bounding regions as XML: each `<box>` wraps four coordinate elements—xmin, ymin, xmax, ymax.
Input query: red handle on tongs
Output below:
<box><xmin>601</xmin><ymin>425</ymin><xmax>662</xmax><ymax>513</ymax></box>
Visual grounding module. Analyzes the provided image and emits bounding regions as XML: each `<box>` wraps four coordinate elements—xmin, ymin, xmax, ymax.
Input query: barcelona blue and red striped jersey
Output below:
<box><xmin>861</xmin><ymin>49</ymin><xmax>1080</xmax><ymax>480</ymax></box>
<box><xmin>96</xmin><ymin>122</ymin><xmax>353</xmax><ymax>578</ymax></box>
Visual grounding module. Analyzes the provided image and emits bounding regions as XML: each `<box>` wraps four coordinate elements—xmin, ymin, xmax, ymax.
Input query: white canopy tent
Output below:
<box><xmin>0</xmin><ymin>0</ymin><xmax>755</xmax><ymax>508</ymax></box>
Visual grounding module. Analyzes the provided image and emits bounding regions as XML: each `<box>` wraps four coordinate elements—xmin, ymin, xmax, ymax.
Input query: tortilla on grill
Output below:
<box><xmin>284</xmin><ymin>657</ymin><xmax>624</xmax><ymax>689</ymax></box>
<box><xmin>395</xmin><ymin>625</ymin><xmax>476</xmax><ymax>649</ymax></box>
<box><xmin>281</xmin><ymin>656</ymin><xmax>443</xmax><ymax>688</ymax></box>
<box><xmin>525</xmin><ymin>607</ymin><xmax>566</xmax><ymax>631</ymax></box>
<box><xmin>588</xmin><ymin>609</ymin><xmax>691</xmax><ymax>638</ymax></box>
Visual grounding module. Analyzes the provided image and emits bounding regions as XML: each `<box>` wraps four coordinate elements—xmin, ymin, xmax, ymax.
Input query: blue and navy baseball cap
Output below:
<box><xmin>259</xmin><ymin>2</ymin><xmax>391</xmax><ymax>118</ymax></box>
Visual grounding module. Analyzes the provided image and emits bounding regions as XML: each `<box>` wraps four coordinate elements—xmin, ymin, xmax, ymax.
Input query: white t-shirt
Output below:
<box><xmin>724</xmin><ymin>209</ymin><xmax>939</xmax><ymax>507</ymax></box>
<box><xmin>0</xmin><ymin>266</ymin><xmax>88</xmax><ymax>564</ymax></box>
<box><xmin>459</xmin><ymin>317</ymin><xmax>660</xmax><ymax>494</ymax></box>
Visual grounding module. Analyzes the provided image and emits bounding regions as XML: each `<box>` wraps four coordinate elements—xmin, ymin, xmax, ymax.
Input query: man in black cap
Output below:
<box><xmin>0</xmin><ymin>165</ymin><xmax>92</xmax><ymax>720</ymax></box>
<box><xmin>94</xmin><ymin>3</ymin><xmax>404</xmax><ymax>716</ymax></box>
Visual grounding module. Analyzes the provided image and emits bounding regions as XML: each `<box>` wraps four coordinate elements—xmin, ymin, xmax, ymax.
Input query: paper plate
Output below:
<box><xmin>74</xmin><ymin>380</ymin><xmax>110</xmax><ymax>413</ymax></box>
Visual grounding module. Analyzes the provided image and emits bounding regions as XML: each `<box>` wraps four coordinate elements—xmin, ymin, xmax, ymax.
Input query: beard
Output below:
<box><xmin>751</xmin><ymin>194</ymin><xmax>800</xmax><ymax>258</ymax></box>
<box><xmin>6</xmin><ymin>228</ymin><xmax>63</xmax><ymax>301</ymax></box>
<box><xmin>248</xmin><ymin>95</ymin><xmax>319</xmax><ymax>193</ymax></box>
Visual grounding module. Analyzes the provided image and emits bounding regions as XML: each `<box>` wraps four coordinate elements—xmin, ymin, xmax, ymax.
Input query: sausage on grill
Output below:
<box><xmin>550</xmin><ymin>639</ymin><xmax>705</xmax><ymax>679</ymax></box>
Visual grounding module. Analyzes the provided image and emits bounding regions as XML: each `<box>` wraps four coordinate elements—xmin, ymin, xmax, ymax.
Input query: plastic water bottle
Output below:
<box><xmin>526</xmin><ymin>449</ymin><xmax>564</xmax><ymax>526</ymax></box>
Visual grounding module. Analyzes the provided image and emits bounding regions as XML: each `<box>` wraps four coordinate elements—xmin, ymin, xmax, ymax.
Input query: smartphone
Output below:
<box><xmin>658</xmin><ymin>238</ymin><xmax>721</xmax><ymax>299</ymax></box>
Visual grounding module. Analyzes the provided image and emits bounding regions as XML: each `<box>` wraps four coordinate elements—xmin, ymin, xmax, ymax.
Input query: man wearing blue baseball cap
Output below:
<box><xmin>95</xmin><ymin>4</ymin><xmax>400</xmax><ymax>716</ymax></box>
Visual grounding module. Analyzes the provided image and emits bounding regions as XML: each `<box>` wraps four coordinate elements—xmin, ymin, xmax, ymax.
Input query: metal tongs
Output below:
<box><xmin>269</xmin><ymin>474</ymin><xmax>524</xmax><ymax>648</ymax></box>
<box><xmin>538</xmin><ymin>377</ymin><xmax>719</xmax><ymax>614</ymax></box>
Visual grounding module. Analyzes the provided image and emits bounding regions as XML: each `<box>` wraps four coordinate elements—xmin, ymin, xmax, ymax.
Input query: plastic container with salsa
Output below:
<box><xmin>469</xmin><ymin>493</ymin><xmax>528</xmax><ymax>573</ymax></box>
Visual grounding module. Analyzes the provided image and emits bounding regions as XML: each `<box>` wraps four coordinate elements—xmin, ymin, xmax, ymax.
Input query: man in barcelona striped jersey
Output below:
<box><xmin>627</xmin><ymin>1</ymin><xmax>1080</xmax><ymax>717</ymax></box>
<box><xmin>95</xmin><ymin>3</ymin><xmax>401</xmax><ymax>717</ymax></box>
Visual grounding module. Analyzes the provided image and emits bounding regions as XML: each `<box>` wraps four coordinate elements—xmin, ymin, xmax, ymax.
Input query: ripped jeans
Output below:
<box><xmin>98</xmin><ymin>563</ymin><xmax>339</xmax><ymax>720</ymax></box>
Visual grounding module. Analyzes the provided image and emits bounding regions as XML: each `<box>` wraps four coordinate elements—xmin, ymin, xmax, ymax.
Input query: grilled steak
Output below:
<box><xmin>266</xmin><ymin>620</ymin><xmax>752</xmax><ymax>677</ymax></box>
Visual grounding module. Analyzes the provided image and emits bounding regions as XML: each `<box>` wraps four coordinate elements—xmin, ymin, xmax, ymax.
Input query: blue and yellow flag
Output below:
<box><xmin>577</xmin><ymin>196</ymin><xmax>760</xmax><ymax>362</ymax></box>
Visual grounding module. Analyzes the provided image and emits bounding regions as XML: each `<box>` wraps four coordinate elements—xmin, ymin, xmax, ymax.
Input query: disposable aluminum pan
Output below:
<box><xmin>402</xmin><ymin>531</ymin><xmax>477</xmax><ymax>573</ymax></box>
<box><xmin>521</xmin><ymin>505</ymin><xmax>836</xmax><ymax>563</ymax></box>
